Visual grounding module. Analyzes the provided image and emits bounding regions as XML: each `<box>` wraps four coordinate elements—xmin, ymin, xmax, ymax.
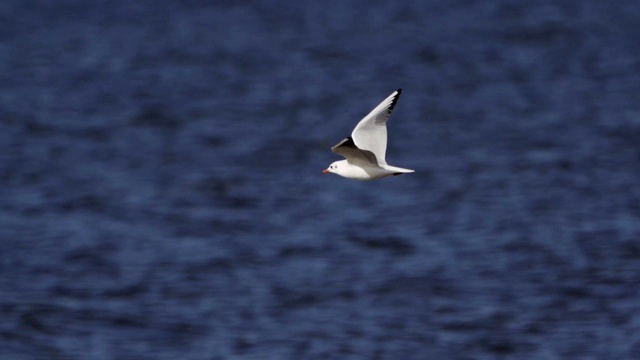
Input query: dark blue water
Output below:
<box><xmin>2</xmin><ymin>1</ymin><xmax>640</xmax><ymax>359</ymax></box>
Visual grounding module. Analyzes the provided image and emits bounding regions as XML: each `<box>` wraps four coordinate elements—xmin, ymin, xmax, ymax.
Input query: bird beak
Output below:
<box><xmin>322</xmin><ymin>169</ymin><xmax>330</xmax><ymax>174</ymax></box>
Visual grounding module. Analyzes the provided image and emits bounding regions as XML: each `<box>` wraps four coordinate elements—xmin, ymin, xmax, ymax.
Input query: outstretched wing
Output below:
<box><xmin>350</xmin><ymin>89</ymin><xmax>402</xmax><ymax>166</ymax></box>
<box><xmin>331</xmin><ymin>137</ymin><xmax>378</xmax><ymax>167</ymax></box>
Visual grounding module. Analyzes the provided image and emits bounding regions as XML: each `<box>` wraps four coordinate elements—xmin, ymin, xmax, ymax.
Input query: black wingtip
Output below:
<box><xmin>389</xmin><ymin>89</ymin><xmax>402</xmax><ymax>112</ymax></box>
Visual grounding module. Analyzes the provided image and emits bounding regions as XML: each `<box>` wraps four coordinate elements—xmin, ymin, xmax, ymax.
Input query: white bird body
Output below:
<box><xmin>326</xmin><ymin>160</ymin><xmax>413</xmax><ymax>181</ymax></box>
<box><xmin>323</xmin><ymin>89</ymin><xmax>414</xmax><ymax>180</ymax></box>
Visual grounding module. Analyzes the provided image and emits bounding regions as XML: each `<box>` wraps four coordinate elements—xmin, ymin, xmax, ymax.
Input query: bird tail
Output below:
<box><xmin>384</xmin><ymin>165</ymin><xmax>415</xmax><ymax>174</ymax></box>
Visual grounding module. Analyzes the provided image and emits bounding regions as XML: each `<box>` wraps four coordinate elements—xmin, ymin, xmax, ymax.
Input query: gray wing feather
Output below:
<box><xmin>331</xmin><ymin>137</ymin><xmax>378</xmax><ymax>166</ymax></box>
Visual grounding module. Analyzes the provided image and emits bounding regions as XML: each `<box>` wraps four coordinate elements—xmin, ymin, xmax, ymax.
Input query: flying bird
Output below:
<box><xmin>323</xmin><ymin>89</ymin><xmax>414</xmax><ymax>180</ymax></box>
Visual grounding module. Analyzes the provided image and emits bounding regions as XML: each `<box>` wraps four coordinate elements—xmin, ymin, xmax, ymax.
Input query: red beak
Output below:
<box><xmin>322</xmin><ymin>169</ymin><xmax>330</xmax><ymax>174</ymax></box>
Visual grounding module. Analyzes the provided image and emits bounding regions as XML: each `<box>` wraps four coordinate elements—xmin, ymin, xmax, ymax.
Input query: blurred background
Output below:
<box><xmin>1</xmin><ymin>0</ymin><xmax>640</xmax><ymax>359</ymax></box>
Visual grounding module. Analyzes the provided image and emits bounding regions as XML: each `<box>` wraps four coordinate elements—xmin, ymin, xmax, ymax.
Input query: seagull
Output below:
<box><xmin>323</xmin><ymin>89</ymin><xmax>414</xmax><ymax>180</ymax></box>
